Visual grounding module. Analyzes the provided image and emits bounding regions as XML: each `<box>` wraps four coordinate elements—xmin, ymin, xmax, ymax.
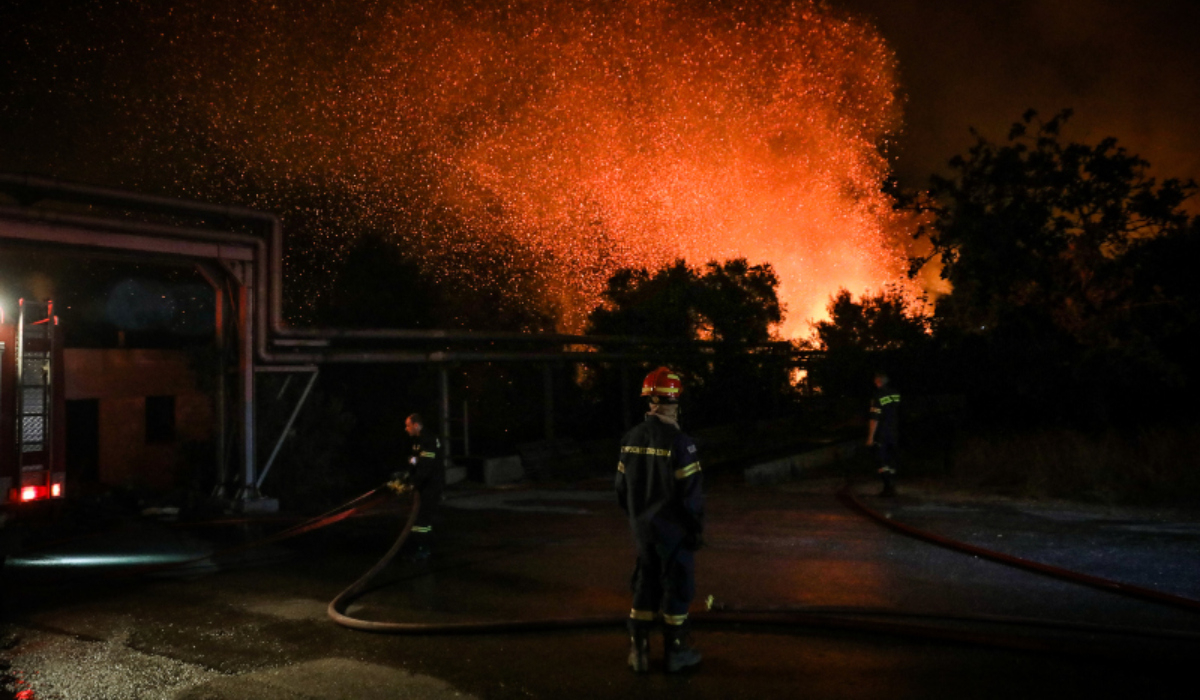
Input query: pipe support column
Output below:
<box><xmin>440</xmin><ymin>365</ymin><xmax>451</xmax><ymax>465</ymax></box>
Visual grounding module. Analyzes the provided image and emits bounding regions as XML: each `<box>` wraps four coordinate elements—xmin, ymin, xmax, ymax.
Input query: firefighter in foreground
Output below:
<box><xmin>616</xmin><ymin>367</ymin><xmax>704</xmax><ymax>673</ymax></box>
<box><xmin>866</xmin><ymin>371</ymin><xmax>901</xmax><ymax>497</ymax></box>
<box><xmin>387</xmin><ymin>413</ymin><xmax>444</xmax><ymax>562</ymax></box>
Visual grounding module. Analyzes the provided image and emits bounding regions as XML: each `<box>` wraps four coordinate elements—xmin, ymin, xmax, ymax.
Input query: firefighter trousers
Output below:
<box><xmin>875</xmin><ymin>441</ymin><xmax>899</xmax><ymax>474</ymax></box>
<box><xmin>410</xmin><ymin>489</ymin><xmax>439</xmax><ymax>552</ymax></box>
<box><xmin>630</xmin><ymin>537</ymin><xmax>695</xmax><ymax>625</ymax></box>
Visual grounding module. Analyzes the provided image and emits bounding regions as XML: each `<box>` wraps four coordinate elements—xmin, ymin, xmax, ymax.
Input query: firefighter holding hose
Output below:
<box><xmin>387</xmin><ymin>413</ymin><xmax>444</xmax><ymax>562</ymax></box>
<box><xmin>616</xmin><ymin>367</ymin><xmax>704</xmax><ymax>673</ymax></box>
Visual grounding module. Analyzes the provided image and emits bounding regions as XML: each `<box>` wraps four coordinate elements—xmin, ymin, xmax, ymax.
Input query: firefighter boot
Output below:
<box><xmin>879</xmin><ymin>471</ymin><xmax>897</xmax><ymax>498</ymax></box>
<box><xmin>626</xmin><ymin>620</ymin><xmax>651</xmax><ymax>673</ymax></box>
<box><xmin>664</xmin><ymin>624</ymin><xmax>701</xmax><ymax>673</ymax></box>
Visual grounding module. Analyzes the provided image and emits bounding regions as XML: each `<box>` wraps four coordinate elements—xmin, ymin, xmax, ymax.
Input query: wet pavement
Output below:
<box><xmin>2</xmin><ymin>478</ymin><xmax>1199</xmax><ymax>699</ymax></box>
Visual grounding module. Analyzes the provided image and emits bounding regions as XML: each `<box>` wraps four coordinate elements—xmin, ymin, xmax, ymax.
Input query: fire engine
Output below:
<box><xmin>0</xmin><ymin>299</ymin><xmax>66</xmax><ymax>517</ymax></box>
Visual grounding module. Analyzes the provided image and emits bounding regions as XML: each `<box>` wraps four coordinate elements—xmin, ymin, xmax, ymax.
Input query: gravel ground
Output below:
<box><xmin>1</xmin><ymin>626</ymin><xmax>220</xmax><ymax>700</ymax></box>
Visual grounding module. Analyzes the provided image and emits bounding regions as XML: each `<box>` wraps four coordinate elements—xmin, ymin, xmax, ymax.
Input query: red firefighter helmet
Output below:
<box><xmin>641</xmin><ymin>367</ymin><xmax>683</xmax><ymax>404</ymax></box>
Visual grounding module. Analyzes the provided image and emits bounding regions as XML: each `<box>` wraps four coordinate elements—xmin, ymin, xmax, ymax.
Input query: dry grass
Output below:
<box><xmin>950</xmin><ymin>425</ymin><xmax>1200</xmax><ymax>505</ymax></box>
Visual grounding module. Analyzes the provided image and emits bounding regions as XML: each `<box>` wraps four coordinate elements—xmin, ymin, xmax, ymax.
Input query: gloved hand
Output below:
<box><xmin>683</xmin><ymin>531</ymin><xmax>705</xmax><ymax>551</ymax></box>
<box><xmin>386</xmin><ymin>480</ymin><xmax>412</xmax><ymax>495</ymax></box>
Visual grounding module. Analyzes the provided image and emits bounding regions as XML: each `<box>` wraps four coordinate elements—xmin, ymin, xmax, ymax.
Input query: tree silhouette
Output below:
<box><xmin>812</xmin><ymin>285</ymin><xmax>929</xmax><ymax>353</ymax></box>
<box><xmin>585</xmin><ymin>258</ymin><xmax>791</xmax><ymax>426</ymax></box>
<box><xmin>907</xmin><ymin>109</ymin><xmax>1198</xmax><ymax>424</ymax></box>
<box><xmin>912</xmin><ymin>109</ymin><xmax>1195</xmax><ymax>346</ymax></box>
<box><xmin>806</xmin><ymin>285</ymin><xmax>931</xmax><ymax>399</ymax></box>
<box><xmin>587</xmin><ymin>258</ymin><xmax>783</xmax><ymax>343</ymax></box>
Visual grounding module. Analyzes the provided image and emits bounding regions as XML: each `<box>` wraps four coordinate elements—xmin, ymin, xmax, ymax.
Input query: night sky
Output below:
<box><xmin>2</xmin><ymin>0</ymin><xmax>1197</xmax><ymax>330</ymax></box>
<box><xmin>842</xmin><ymin>0</ymin><xmax>1200</xmax><ymax>191</ymax></box>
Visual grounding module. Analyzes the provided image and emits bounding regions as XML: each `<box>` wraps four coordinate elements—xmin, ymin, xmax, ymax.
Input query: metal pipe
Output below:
<box><xmin>0</xmin><ymin>175</ymin><xmax>814</xmax><ymax>365</ymax></box>
<box><xmin>543</xmin><ymin>364</ymin><xmax>554</xmax><ymax>441</ymax></box>
<box><xmin>462</xmin><ymin>399</ymin><xmax>470</xmax><ymax>457</ymax></box>
<box><xmin>274</xmin><ymin>323</ymin><xmax>793</xmax><ymax>348</ymax></box>
<box><xmin>0</xmin><ymin>205</ymin><xmax>259</xmax><ymax>260</ymax></box>
<box><xmin>2</xmin><ymin>199</ymin><xmax>698</xmax><ymax>365</ymax></box>
<box><xmin>271</xmin><ymin>338</ymin><xmax>331</xmax><ymax>347</ymax></box>
<box><xmin>274</xmin><ymin>375</ymin><xmax>294</xmax><ymax>402</ymax></box>
<box><xmin>0</xmin><ymin>174</ymin><xmax>276</xmax><ymax>363</ymax></box>
<box><xmin>0</xmin><ymin>173</ymin><xmax>275</xmax><ymax>223</ymax></box>
<box><xmin>254</xmin><ymin>364</ymin><xmax>320</xmax><ymax>373</ymax></box>
<box><xmin>0</xmin><ymin>176</ymin><xmax>820</xmax><ymax>505</ymax></box>
<box><xmin>439</xmin><ymin>366</ymin><xmax>451</xmax><ymax>463</ymax></box>
<box><xmin>1</xmin><ymin>177</ymin><xmax>793</xmax><ymax>347</ymax></box>
<box><xmin>195</xmin><ymin>263</ymin><xmax>228</xmax><ymax>498</ymax></box>
<box><xmin>252</xmin><ymin>349</ymin><xmax>815</xmax><ymax>365</ymax></box>
<box><xmin>1</xmin><ymin>199</ymin><xmax>799</xmax><ymax>360</ymax></box>
<box><xmin>239</xmin><ymin>273</ymin><xmax>257</xmax><ymax>498</ymax></box>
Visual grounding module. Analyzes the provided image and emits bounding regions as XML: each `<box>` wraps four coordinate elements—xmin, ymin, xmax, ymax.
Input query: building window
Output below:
<box><xmin>146</xmin><ymin>395</ymin><xmax>176</xmax><ymax>444</ymax></box>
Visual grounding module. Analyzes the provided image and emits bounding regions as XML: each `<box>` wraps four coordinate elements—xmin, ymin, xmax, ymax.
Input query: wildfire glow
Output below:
<box><xmin>149</xmin><ymin>0</ymin><xmax>912</xmax><ymax>336</ymax></box>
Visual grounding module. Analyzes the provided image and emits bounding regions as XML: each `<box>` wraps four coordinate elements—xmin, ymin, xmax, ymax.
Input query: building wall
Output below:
<box><xmin>64</xmin><ymin>349</ymin><xmax>212</xmax><ymax>490</ymax></box>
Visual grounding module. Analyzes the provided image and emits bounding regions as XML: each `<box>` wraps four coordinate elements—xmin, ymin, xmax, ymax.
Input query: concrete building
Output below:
<box><xmin>64</xmin><ymin>349</ymin><xmax>212</xmax><ymax>492</ymax></box>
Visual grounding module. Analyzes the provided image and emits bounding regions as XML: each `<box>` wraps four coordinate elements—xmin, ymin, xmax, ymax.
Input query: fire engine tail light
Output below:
<box><xmin>17</xmin><ymin>485</ymin><xmax>58</xmax><ymax>502</ymax></box>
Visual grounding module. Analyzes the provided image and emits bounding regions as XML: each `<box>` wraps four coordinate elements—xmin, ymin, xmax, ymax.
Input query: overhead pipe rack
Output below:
<box><xmin>0</xmin><ymin>174</ymin><xmax>817</xmax><ymax>505</ymax></box>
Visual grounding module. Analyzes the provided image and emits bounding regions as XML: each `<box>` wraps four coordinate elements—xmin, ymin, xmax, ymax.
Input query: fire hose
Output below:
<box><xmin>327</xmin><ymin>491</ymin><xmax>619</xmax><ymax>634</ymax></box>
<box><xmin>111</xmin><ymin>487</ymin><xmax>391</xmax><ymax>579</ymax></box>
<box><xmin>837</xmin><ymin>483</ymin><xmax>1200</xmax><ymax>615</ymax></box>
<box><xmin>325</xmin><ymin>489</ymin><xmax>1200</xmax><ymax>660</ymax></box>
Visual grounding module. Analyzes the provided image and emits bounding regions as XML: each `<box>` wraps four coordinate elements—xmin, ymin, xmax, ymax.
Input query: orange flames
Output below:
<box><xmin>186</xmin><ymin>0</ymin><xmax>912</xmax><ymax>336</ymax></box>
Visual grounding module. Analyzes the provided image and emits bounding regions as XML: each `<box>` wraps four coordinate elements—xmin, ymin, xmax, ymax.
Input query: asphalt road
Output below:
<box><xmin>3</xmin><ymin>479</ymin><xmax>1199</xmax><ymax>699</ymax></box>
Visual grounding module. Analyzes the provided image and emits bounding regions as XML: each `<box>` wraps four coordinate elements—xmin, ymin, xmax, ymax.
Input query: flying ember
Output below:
<box><xmin>156</xmin><ymin>0</ymin><xmax>911</xmax><ymax>336</ymax></box>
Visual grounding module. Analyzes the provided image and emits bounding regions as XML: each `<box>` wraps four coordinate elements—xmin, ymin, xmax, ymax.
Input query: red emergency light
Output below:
<box><xmin>18</xmin><ymin>485</ymin><xmax>60</xmax><ymax>502</ymax></box>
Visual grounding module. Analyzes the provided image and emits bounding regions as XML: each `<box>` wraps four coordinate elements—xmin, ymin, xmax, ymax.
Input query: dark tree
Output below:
<box><xmin>587</xmin><ymin>260</ymin><xmax>697</xmax><ymax>340</ymax></box>
<box><xmin>588</xmin><ymin>258</ymin><xmax>783</xmax><ymax>343</ymax></box>
<box><xmin>806</xmin><ymin>285</ymin><xmax>931</xmax><ymax>399</ymax></box>
<box><xmin>812</xmin><ymin>285</ymin><xmax>929</xmax><ymax>353</ymax></box>
<box><xmin>909</xmin><ymin>109</ymin><xmax>1198</xmax><ymax>424</ymax></box>
<box><xmin>913</xmin><ymin>109</ymin><xmax>1195</xmax><ymax>345</ymax></box>
<box><xmin>1120</xmin><ymin>216</ymin><xmax>1200</xmax><ymax>390</ymax></box>
<box><xmin>585</xmin><ymin>258</ymin><xmax>792</xmax><ymax>427</ymax></box>
<box><xmin>691</xmin><ymin>259</ymin><xmax>785</xmax><ymax>344</ymax></box>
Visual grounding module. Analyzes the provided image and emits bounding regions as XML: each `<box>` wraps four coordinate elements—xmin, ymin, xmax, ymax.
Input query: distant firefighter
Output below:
<box><xmin>866</xmin><ymin>371</ymin><xmax>900</xmax><ymax>497</ymax></box>
<box><xmin>388</xmin><ymin>413</ymin><xmax>444</xmax><ymax>562</ymax></box>
<box><xmin>616</xmin><ymin>367</ymin><xmax>704</xmax><ymax>673</ymax></box>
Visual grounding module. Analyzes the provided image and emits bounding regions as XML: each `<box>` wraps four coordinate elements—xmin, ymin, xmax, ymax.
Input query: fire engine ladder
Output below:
<box><xmin>15</xmin><ymin>300</ymin><xmax>55</xmax><ymax>494</ymax></box>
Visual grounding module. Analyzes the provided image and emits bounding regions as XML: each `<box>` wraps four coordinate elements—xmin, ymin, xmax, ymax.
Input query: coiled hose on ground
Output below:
<box><xmin>324</xmin><ymin>487</ymin><xmax>1200</xmax><ymax>661</ymax></box>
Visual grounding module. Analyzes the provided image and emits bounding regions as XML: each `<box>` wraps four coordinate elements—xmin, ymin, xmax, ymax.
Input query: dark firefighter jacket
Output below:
<box><xmin>615</xmin><ymin>415</ymin><xmax>704</xmax><ymax>545</ymax></box>
<box><xmin>870</xmin><ymin>384</ymin><xmax>901</xmax><ymax>443</ymax></box>
<box><xmin>402</xmin><ymin>433</ymin><xmax>445</xmax><ymax>500</ymax></box>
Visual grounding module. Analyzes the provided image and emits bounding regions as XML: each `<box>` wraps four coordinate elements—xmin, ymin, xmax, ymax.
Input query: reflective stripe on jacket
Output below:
<box><xmin>870</xmin><ymin>385</ymin><xmax>901</xmax><ymax>442</ymax></box>
<box><xmin>615</xmin><ymin>415</ymin><xmax>704</xmax><ymax>542</ymax></box>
